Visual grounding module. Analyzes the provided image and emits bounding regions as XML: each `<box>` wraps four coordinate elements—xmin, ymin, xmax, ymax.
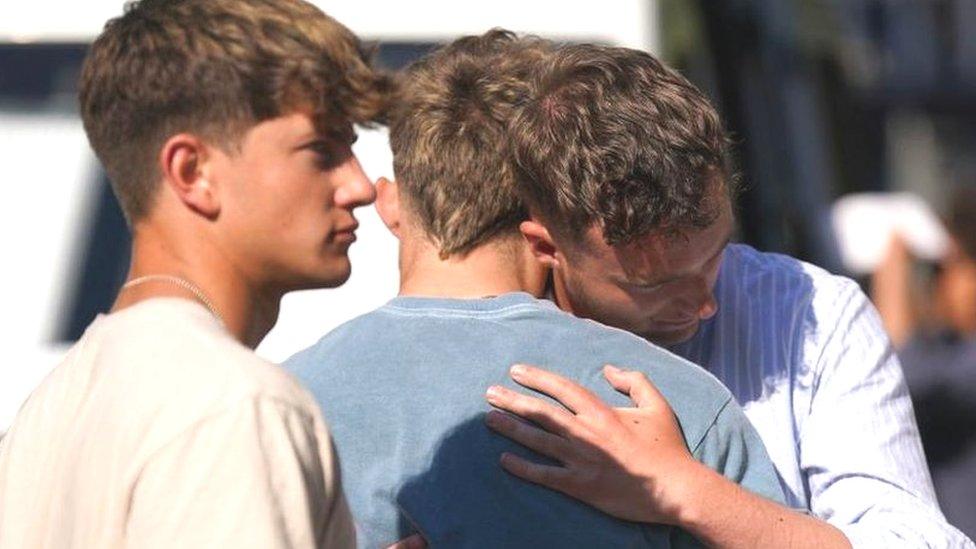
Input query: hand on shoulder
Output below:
<box><xmin>484</xmin><ymin>363</ymin><xmax>703</xmax><ymax>525</ymax></box>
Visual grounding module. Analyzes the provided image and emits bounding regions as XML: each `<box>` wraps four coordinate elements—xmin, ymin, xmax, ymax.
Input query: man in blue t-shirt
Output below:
<box><xmin>286</xmin><ymin>30</ymin><xmax>784</xmax><ymax>548</ymax></box>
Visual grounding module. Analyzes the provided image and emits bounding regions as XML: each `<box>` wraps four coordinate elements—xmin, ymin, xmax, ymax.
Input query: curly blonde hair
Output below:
<box><xmin>389</xmin><ymin>29</ymin><xmax>553</xmax><ymax>257</ymax></box>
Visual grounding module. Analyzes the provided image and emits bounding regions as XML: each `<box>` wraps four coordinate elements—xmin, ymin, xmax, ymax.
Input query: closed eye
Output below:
<box><xmin>623</xmin><ymin>278</ymin><xmax>671</xmax><ymax>292</ymax></box>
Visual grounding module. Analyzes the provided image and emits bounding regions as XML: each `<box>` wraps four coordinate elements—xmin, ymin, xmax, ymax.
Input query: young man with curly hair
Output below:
<box><xmin>491</xmin><ymin>42</ymin><xmax>972</xmax><ymax>548</ymax></box>
<box><xmin>0</xmin><ymin>1</ymin><xmax>396</xmax><ymax>547</ymax></box>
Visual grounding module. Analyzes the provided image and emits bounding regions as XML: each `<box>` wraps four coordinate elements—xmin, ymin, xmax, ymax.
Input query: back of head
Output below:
<box><xmin>388</xmin><ymin>29</ymin><xmax>553</xmax><ymax>258</ymax></box>
<box><xmin>79</xmin><ymin>0</ymin><xmax>392</xmax><ymax>224</ymax></box>
<box><xmin>510</xmin><ymin>43</ymin><xmax>735</xmax><ymax>245</ymax></box>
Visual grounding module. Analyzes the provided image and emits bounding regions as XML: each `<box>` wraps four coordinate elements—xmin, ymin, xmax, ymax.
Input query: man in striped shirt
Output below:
<box><xmin>486</xmin><ymin>43</ymin><xmax>973</xmax><ymax>547</ymax></box>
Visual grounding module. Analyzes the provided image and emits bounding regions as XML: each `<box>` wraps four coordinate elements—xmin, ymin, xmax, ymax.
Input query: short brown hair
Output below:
<box><xmin>388</xmin><ymin>29</ymin><xmax>553</xmax><ymax>257</ymax></box>
<box><xmin>510</xmin><ymin>44</ymin><xmax>736</xmax><ymax>245</ymax></box>
<box><xmin>79</xmin><ymin>0</ymin><xmax>392</xmax><ymax>223</ymax></box>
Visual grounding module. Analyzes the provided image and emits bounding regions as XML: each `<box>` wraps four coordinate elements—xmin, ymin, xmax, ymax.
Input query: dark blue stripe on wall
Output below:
<box><xmin>56</xmin><ymin>173</ymin><xmax>131</xmax><ymax>342</ymax></box>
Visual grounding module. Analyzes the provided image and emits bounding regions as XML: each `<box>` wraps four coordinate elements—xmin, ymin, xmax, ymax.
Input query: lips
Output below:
<box><xmin>332</xmin><ymin>222</ymin><xmax>359</xmax><ymax>243</ymax></box>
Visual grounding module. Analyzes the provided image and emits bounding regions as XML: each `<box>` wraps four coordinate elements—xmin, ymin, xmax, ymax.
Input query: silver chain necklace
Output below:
<box><xmin>121</xmin><ymin>274</ymin><xmax>223</xmax><ymax>325</ymax></box>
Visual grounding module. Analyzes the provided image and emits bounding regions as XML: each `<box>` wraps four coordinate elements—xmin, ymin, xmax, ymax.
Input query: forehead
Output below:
<box><xmin>236</xmin><ymin>110</ymin><xmax>355</xmax><ymax>148</ymax></box>
<box><xmin>579</xmin><ymin>195</ymin><xmax>734</xmax><ymax>282</ymax></box>
<box><xmin>237</xmin><ymin>111</ymin><xmax>315</xmax><ymax>144</ymax></box>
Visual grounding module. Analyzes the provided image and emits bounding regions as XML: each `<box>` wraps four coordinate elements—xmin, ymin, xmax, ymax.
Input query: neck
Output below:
<box><xmin>113</xmin><ymin>222</ymin><xmax>281</xmax><ymax>349</ymax></box>
<box><xmin>551</xmin><ymin>268</ymin><xmax>576</xmax><ymax>314</ymax></box>
<box><xmin>398</xmin><ymin>235</ymin><xmax>548</xmax><ymax>299</ymax></box>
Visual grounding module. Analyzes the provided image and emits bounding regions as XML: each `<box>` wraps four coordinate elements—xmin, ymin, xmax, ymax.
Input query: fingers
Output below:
<box><xmin>385</xmin><ymin>533</ymin><xmax>426</xmax><ymax>549</ymax></box>
<box><xmin>486</xmin><ymin>384</ymin><xmax>576</xmax><ymax>437</ymax></box>
<box><xmin>485</xmin><ymin>410</ymin><xmax>573</xmax><ymax>461</ymax></box>
<box><xmin>508</xmin><ymin>363</ymin><xmax>605</xmax><ymax>415</ymax></box>
<box><xmin>499</xmin><ymin>452</ymin><xmax>573</xmax><ymax>493</ymax></box>
<box><xmin>602</xmin><ymin>364</ymin><xmax>668</xmax><ymax>410</ymax></box>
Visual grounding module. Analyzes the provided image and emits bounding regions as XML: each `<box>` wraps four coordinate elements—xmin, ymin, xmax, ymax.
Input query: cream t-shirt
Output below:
<box><xmin>0</xmin><ymin>298</ymin><xmax>354</xmax><ymax>548</ymax></box>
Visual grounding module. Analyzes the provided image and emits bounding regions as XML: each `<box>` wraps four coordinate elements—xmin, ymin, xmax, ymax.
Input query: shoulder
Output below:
<box><xmin>729</xmin><ymin>246</ymin><xmax>876</xmax><ymax>340</ymax></box>
<box><xmin>723</xmin><ymin>246</ymin><xmax>890</xmax><ymax>389</ymax></box>
<box><xmin>724</xmin><ymin>244</ymin><xmax>840</xmax><ymax>290</ymax></box>
<box><xmin>580</xmin><ymin>315</ymin><xmax>732</xmax><ymax>392</ymax></box>
<box><xmin>720</xmin><ymin>243</ymin><xmax>865</xmax><ymax>320</ymax></box>
<box><xmin>99</xmin><ymin>299</ymin><xmax>321</xmax><ymax>418</ymax></box>
<box><xmin>540</xmin><ymin>308</ymin><xmax>737</xmax><ymax>439</ymax></box>
<box><xmin>283</xmin><ymin>308</ymin><xmax>390</xmax><ymax>381</ymax></box>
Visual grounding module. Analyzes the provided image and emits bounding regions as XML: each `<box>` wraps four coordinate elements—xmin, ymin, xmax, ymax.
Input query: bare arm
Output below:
<box><xmin>485</xmin><ymin>364</ymin><xmax>850</xmax><ymax>549</ymax></box>
<box><xmin>870</xmin><ymin>234</ymin><xmax>916</xmax><ymax>347</ymax></box>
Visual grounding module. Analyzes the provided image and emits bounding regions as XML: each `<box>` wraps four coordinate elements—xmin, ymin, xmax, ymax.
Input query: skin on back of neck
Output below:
<box><xmin>397</xmin><ymin>228</ymin><xmax>549</xmax><ymax>300</ymax></box>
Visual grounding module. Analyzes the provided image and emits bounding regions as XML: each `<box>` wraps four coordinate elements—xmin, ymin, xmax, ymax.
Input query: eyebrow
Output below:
<box><xmin>627</xmin><ymin>230</ymin><xmax>733</xmax><ymax>288</ymax></box>
<box><xmin>293</xmin><ymin>129</ymin><xmax>358</xmax><ymax>151</ymax></box>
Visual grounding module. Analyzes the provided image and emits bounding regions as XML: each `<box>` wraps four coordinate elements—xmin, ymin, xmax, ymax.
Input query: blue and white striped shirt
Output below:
<box><xmin>671</xmin><ymin>244</ymin><xmax>973</xmax><ymax>547</ymax></box>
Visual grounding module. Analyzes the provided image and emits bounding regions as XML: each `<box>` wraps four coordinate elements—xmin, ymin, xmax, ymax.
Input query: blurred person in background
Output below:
<box><xmin>0</xmin><ymin>1</ymin><xmax>420</xmax><ymax>547</ymax></box>
<box><xmin>872</xmin><ymin>185</ymin><xmax>976</xmax><ymax>539</ymax></box>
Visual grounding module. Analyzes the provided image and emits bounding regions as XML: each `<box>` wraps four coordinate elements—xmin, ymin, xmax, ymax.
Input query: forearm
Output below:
<box><xmin>869</xmin><ymin>236</ymin><xmax>916</xmax><ymax>348</ymax></box>
<box><xmin>675</xmin><ymin>464</ymin><xmax>850</xmax><ymax>549</ymax></box>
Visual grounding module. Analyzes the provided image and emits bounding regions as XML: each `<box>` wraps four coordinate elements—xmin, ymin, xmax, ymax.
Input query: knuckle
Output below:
<box><xmin>537</xmin><ymin>467</ymin><xmax>553</xmax><ymax>485</ymax></box>
<box><xmin>511</xmin><ymin>395</ymin><xmax>540</xmax><ymax>418</ymax></box>
<box><xmin>625</xmin><ymin>370</ymin><xmax>646</xmax><ymax>383</ymax></box>
<box><xmin>528</xmin><ymin>432</ymin><xmax>556</xmax><ymax>453</ymax></box>
<box><xmin>524</xmin><ymin>401</ymin><xmax>549</xmax><ymax>422</ymax></box>
<box><xmin>586</xmin><ymin>408</ymin><xmax>615</xmax><ymax>427</ymax></box>
<box><xmin>578</xmin><ymin>468</ymin><xmax>600</xmax><ymax>486</ymax></box>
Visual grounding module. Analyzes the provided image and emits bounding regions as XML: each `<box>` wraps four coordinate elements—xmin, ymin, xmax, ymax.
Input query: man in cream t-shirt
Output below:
<box><xmin>0</xmin><ymin>300</ymin><xmax>350</xmax><ymax>548</ymax></box>
<box><xmin>0</xmin><ymin>1</ymin><xmax>400</xmax><ymax>547</ymax></box>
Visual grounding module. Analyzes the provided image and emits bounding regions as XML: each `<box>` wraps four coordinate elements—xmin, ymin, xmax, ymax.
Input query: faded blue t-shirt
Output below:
<box><xmin>286</xmin><ymin>292</ymin><xmax>784</xmax><ymax>548</ymax></box>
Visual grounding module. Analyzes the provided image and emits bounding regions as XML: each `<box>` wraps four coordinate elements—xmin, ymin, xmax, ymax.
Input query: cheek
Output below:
<box><xmin>590</xmin><ymin>284</ymin><xmax>662</xmax><ymax>327</ymax></box>
<box><xmin>641</xmin><ymin>286</ymin><xmax>701</xmax><ymax>319</ymax></box>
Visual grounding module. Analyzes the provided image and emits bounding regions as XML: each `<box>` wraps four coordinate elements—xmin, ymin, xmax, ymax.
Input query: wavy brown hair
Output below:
<box><xmin>510</xmin><ymin>44</ymin><xmax>737</xmax><ymax>246</ymax></box>
<box><xmin>389</xmin><ymin>29</ymin><xmax>553</xmax><ymax>257</ymax></box>
<box><xmin>79</xmin><ymin>0</ymin><xmax>393</xmax><ymax>223</ymax></box>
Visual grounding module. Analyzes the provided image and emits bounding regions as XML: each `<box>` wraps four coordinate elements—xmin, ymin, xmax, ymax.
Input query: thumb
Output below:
<box><xmin>603</xmin><ymin>364</ymin><xmax>668</xmax><ymax>409</ymax></box>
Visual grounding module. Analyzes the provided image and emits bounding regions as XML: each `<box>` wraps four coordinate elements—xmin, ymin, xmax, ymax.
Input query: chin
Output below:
<box><xmin>329</xmin><ymin>269</ymin><xmax>352</xmax><ymax>287</ymax></box>
<box><xmin>317</xmin><ymin>252</ymin><xmax>353</xmax><ymax>285</ymax></box>
<box><xmin>318</xmin><ymin>265</ymin><xmax>352</xmax><ymax>288</ymax></box>
<box><xmin>290</xmin><ymin>261</ymin><xmax>352</xmax><ymax>291</ymax></box>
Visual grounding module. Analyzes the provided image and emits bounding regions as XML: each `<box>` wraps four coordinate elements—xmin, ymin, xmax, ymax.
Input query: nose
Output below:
<box><xmin>334</xmin><ymin>156</ymin><xmax>377</xmax><ymax>208</ymax></box>
<box><xmin>696</xmin><ymin>288</ymin><xmax>718</xmax><ymax>320</ymax></box>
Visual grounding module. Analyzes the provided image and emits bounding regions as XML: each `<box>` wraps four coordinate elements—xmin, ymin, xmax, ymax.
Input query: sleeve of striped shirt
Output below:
<box><xmin>801</xmin><ymin>280</ymin><xmax>973</xmax><ymax>548</ymax></box>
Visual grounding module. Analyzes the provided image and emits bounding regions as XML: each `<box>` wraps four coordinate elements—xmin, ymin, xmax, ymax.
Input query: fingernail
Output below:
<box><xmin>604</xmin><ymin>364</ymin><xmax>621</xmax><ymax>374</ymax></box>
<box><xmin>486</xmin><ymin>386</ymin><xmax>503</xmax><ymax>402</ymax></box>
<box><xmin>510</xmin><ymin>364</ymin><xmax>527</xmax><ymax>377</ymax></box>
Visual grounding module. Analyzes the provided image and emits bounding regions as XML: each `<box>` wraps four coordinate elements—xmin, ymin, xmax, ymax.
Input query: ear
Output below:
<box><xmin>519</xmin><ymin>219</ymin><xmax>561</xmax><ymax>269</ymax></box>
<box><xmin>375</xmin><ymin>176</ymin><xmax>401</xmax><ymax>238</ymax></box>
<box><xmin>158</xmin><ymin>133</ymin><xmax>220</xmax><ymax>219</ymax></box>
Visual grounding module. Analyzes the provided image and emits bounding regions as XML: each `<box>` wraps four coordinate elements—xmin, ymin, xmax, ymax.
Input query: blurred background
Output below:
<box><xmin>1</xmin><ymin>0</ymin><xmax>973</xmax><ymax>536</ymax></box>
